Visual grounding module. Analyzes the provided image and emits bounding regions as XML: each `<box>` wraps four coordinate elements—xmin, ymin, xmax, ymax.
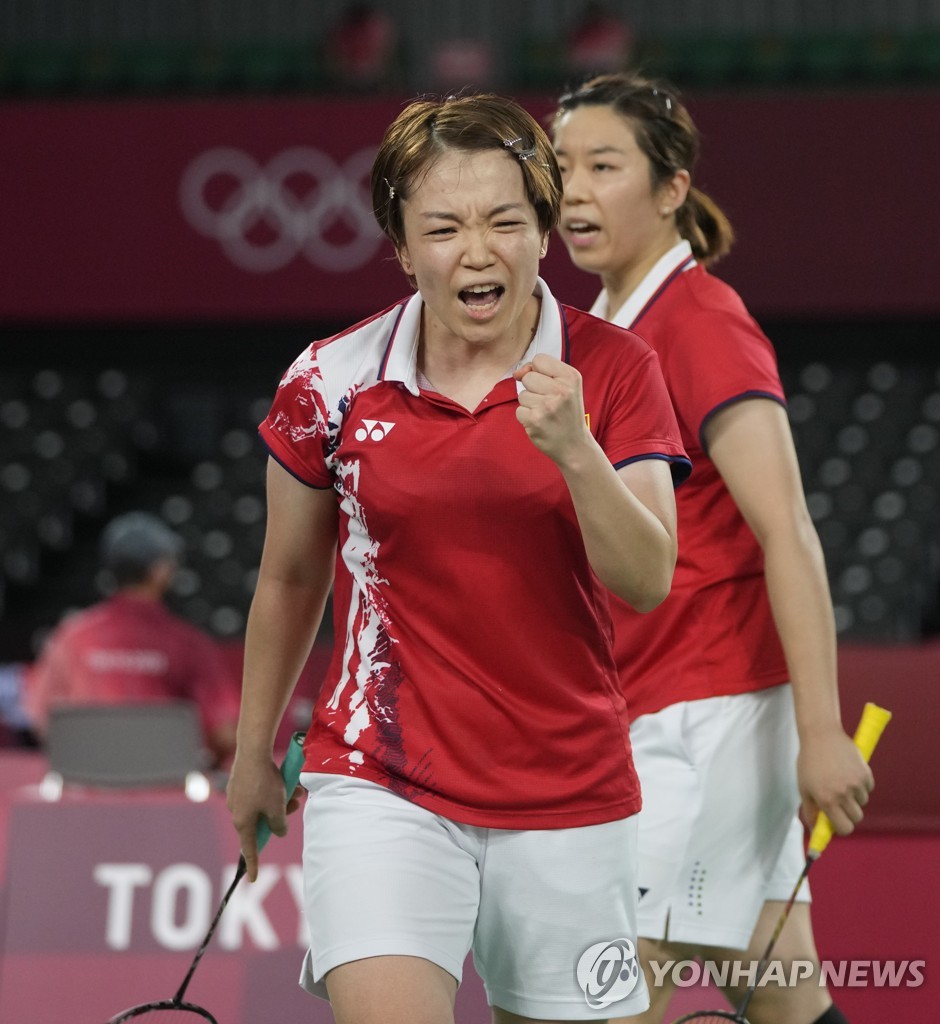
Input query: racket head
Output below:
<box><xmin>107</xmin><ymin>999</ymin><xmax>219</xmax><ymax>1023</ymax></box>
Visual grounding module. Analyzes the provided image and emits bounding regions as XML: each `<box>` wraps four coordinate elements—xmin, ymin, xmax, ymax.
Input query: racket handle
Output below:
<box><xmin>255</xmin><ymin>731</ymin><xmax>306</xmax><ymax>854</ymax></box>
<box><xmin>807</xmin><ymin>702</ymin><xmax>892</xmax><ymax>858</ymax></box>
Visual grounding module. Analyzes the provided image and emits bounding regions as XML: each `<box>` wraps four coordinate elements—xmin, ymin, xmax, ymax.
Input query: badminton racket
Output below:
<box><xmin>671</xmin><ymin>701</ymin><xmax>892</xmax><ymax>1024</ymax></box>
<box><xmin>105</xmin><ymin>731</ymin><xmax>307</xmax><ymax>1023</ymax></box>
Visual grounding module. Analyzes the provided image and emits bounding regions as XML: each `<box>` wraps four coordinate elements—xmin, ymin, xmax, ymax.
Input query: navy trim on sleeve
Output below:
<box><xmin>260</xmin><ymin>435</ymin><xmax>335</xmax><ymax>490</ymax></box>
<box><xmin>698</xmin><ymin>391</ymin><xmax>787</xmax><ymax>454</ymax></box>
<box><xmin>613</xmin><ymin>452</ymin><xmax>693</xmax><ymax>487</ymax></box>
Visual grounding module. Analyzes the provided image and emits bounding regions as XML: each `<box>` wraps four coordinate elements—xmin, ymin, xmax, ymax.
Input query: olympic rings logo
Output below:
<box><xmin>179</xmin><ymin>146</ymin><xmax>383</xmax><ymax>273</ymax></box>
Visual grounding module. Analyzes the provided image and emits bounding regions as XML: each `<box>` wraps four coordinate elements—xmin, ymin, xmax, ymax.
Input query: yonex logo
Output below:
<box><xmin>354</xmin><ymin>420</ymin><xmax>396</xmax><ymax>442</ymax></box>
<box><xmin>576</xmin><ymin>938</ymin><xmax>641</xmax><ymax>1009</ymax></box>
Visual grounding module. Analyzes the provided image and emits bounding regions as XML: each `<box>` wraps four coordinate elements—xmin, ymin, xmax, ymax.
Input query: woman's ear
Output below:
<box><xmin>660</xmin><ymin>169</ymin><xmax>691</xmax><ymax>217</ymax></box>
<box><xmin>539</xmin><ymin>234</ymin><xmax>549</xmax><ymax>259</ymax></box>
<box><xmin>397</xmin><ymin>245</ymin><xmax>413</xmax><ymax>276</ymax></box>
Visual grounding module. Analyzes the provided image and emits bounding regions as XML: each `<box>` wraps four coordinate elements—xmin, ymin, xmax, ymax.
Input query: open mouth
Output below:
<box><xmin>459</xmin><ymin>283</ymin><xmax>504</xmax><ymax>311</ymax></box>
<box><xmin>564</xmin><ymin>219</ymin><xmax>600</xmax><ymax>239</ymax></box>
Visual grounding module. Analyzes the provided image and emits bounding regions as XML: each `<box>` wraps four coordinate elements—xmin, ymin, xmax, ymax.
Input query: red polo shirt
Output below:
<box><xmin>262</xmin><ymin>278</ymin><xmax>689</xmax><ymax>829</ymax></box>
<box><xmin>592</xmin><ymin>244</ymin><xmax>790</xmax><ymax>719</ymax></box>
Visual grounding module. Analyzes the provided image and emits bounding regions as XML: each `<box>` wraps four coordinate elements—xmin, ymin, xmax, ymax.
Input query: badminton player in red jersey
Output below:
<box><xmin>552</xmin><ymin>74</ymin><xmax>874</xmax><ymax>1024</ymax></box>
<box><xmin>226</xmin><ymin>93</ymin><xmax>691</xmax><ymax>1024</ymax></box>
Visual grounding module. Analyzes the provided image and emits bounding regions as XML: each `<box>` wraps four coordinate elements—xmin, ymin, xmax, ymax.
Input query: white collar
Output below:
<box><xmin>589</xmin><ymin>240</ymin><xmax>694</xmax><ymax>329</ymax></box>
<box><xmin>381</xmin><ymin>277</ymin><xmax>565</xmax><ymax>396</ymax></box>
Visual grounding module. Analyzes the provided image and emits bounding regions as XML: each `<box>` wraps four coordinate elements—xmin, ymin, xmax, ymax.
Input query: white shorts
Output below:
<box><xmin>630</xmin><ymin>685</ymin><xmax>809</xmax><ymax>950</ymax></box>
<box><xmin>297</xmin><ymin>773</ymin><xmax>650</xmax><ymax>1020</ymax></box>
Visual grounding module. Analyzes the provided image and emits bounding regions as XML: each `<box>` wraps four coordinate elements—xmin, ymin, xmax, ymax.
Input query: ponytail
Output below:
<box><xmin>680</xmin><ymin>186</ymin><xmax>734</xmax><ymax>266</ymax></box>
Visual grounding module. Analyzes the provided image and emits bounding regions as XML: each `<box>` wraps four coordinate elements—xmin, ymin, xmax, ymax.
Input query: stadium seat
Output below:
<box><xmin>45</xmin><ymin>701</ymin><xmax>207</xmax><ymax>788</ymax></box>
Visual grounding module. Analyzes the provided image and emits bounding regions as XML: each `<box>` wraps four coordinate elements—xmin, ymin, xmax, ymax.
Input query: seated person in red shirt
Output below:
<box><xmin>24</xmin><ymin>512</ymin><xmax>239</xmax><ymax>767</ymax></box>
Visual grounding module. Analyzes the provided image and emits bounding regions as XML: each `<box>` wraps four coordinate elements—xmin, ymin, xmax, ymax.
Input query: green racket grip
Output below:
<box><xmin>255</xmin><ymin>731</ymin><xmax>306</xmax><ymax>855</ymax></box>
<box><xmin>807</xmin><ymin>702</ymin><xmax>892</xmax><ymax>858</ymax></box>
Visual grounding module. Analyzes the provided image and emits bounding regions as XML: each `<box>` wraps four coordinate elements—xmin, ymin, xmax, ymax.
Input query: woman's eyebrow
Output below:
<box><xmin>420</xmin><ymin>202</ymin><xmax>528</xmax><ymax>221</ymax></box>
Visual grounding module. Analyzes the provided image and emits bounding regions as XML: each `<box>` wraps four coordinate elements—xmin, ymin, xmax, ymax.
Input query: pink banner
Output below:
<box><xmin>0</xmin><ymin>787</ymin><xmax>493</xmax><ymax>1023</ymax></box>
<box><xmin>0</xmin><ymin>91</ymin><xmax>937</xmax><ymax>323</ymax></box>
<box><xmin>0</xmin><ymin>795</ymin><xmax>317</xmax><ymax>1022</ymax></box>
<box><xmin>0</xmin><ymin>748</ymin><xmax>935</xmax><ymax>1023</ymax></box>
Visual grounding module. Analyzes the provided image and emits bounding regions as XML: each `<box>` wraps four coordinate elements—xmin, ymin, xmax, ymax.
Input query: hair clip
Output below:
<box><xmin>503</xmin><ymin>137</ymin><xmax>537</xmax><ymax>162</ymax></box>
<box><xmin>384</xmin><ymin>177</ymin><xmax>396</xmax><ymax>199</ymax></box>
<box><xmin>651</xmin><ymin>87</ymin><xmax>673</xmax><ymax>114</ymax></box>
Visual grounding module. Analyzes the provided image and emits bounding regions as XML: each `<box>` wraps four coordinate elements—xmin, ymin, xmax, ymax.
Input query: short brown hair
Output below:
<box><xmin>372</xmin><ymin>93</ymin><xmax>563</xmax><ymax>253</ymax></box>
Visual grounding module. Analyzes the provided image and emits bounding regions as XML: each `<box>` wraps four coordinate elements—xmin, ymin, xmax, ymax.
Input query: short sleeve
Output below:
<box><xmin>259</xmin><ymin>345</ymin><xmax>334</xmax><ymax>488</ymax></box>
<box><xmin>596</xmin><ymin>342</ymin><xmax>692</xmax><ymax>486</ymax></box>
<box><xmin>660</xmin><ymin>306</ymin><xmax>785</xmax><ymax>448</ymax></box>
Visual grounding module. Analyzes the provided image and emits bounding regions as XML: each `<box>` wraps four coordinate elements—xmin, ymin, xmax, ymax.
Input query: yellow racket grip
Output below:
<box><xmin>807</xmin><ymin>702</ymin><xmax>892</xmax><ymax>858</ymax></box>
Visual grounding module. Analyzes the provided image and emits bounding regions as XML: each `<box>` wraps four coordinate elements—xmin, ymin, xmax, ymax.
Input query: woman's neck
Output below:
<box><xmin>602</xmin><ymin>235</ymin><xmax>683</xmax><ymax>321</ymax></box>
<box><xmin>419</xmin><ymin>296</ymin><xmax>541</xmax><ymax>410</ymax></box>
